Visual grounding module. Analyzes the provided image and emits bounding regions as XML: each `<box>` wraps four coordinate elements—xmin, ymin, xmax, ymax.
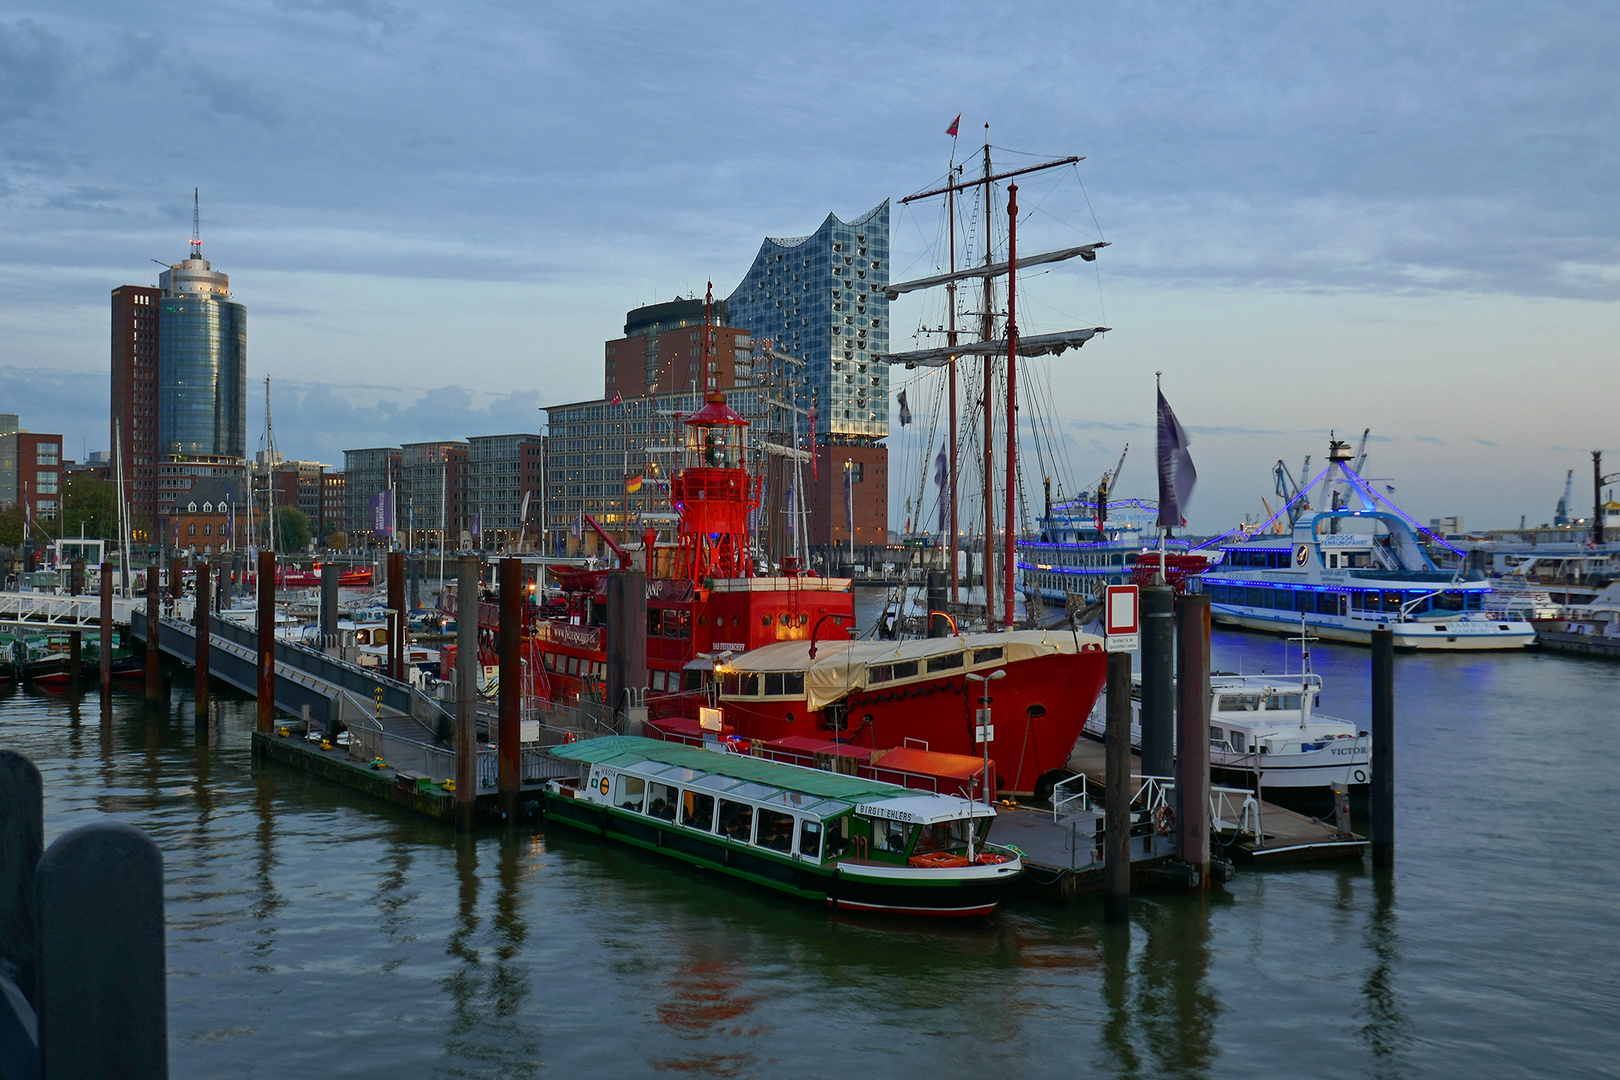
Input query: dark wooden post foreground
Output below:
<box><xmin>257</xmin><ymin>550</ymin><xmax>276</xmax><ymax>733</ymax></box>
<box><xmin>1139</xmin><ymin>583</ymin><xmax>1175</xmax><ymax>778</ymax></box>
<box><xmin>1175</xmin><ymin>593</ymin><xmax>1212</xmax><ymax>889</ymax></box>
<box><xmin>456</xmin><ymin>554</ymin><xmax>479</xmax><ymax>830</ymax></box>
<box><xmin>194</xmin><ymin>562</ymin><xmax>210</xmax><ymax>718</ymax></box>
<box><xmin>498</xmin><ymin>556</ymin><xmax>522</xmax><ymax>821</ymax></box>
<box><xmin>143</xmin><ymin>571</ymin><xmax>161</xmax><ymax>704</ymax></box>
<box><xmin>387</xmin><ymin>550</ymin><xmax>405</xmax><ymax>683</ymax></box>
<box><xmin>98</xmin><ymin>562</ymin><xmax>113</xmax><ymax>696</ymax></box>
<box><xmin>68</xmin><ymin>559</ymin><xmax>84</xmax><ymax>684</ymax></box>
<box><xmin>1371</xmin><ymin>627</ymin><xmax>1395</xmax><ymax>870</ymax></box>
<box><xmin>1103</xmin><ymin>649</ymin><xmax>1133</xmax><ymax>924</ymax></box>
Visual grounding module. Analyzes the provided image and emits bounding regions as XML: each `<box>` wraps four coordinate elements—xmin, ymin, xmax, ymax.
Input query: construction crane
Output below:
<box><xmin>1093</xmin><ymin>443</ymin><xmax>1128</xmax><ymax>534</ymax></box>
<box><xmin>1272</xmin><ymin>452</ymin><xmax>1313</xmax><ymax>528</ymax></box>
<box><xmin>1554</xmin><ymin>469</ymin><xmax>1574</xmax><ymax>527</ymax></box>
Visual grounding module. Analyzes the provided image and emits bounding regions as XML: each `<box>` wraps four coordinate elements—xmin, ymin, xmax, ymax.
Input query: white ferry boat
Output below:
<box><xmin>1199</xmin><ymin>437</ymin><xmax>1535</xmax><ymax>650</ymax></box>
<box><xmin>1083</xmin><ymin>671</ymin><xmax>1370</xmax><ymax>793</ymax></box>
<box><xmin>1018</xmin><ymin>493</ymin><xmax>1205</xmax><ymax>608</ymax></box>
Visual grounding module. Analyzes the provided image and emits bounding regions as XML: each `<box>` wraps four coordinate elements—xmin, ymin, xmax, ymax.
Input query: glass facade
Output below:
<box><xmin>343</xmin><ymin>447</ymin><xmax>401</xmax><ymax>539</ymax></box>
<box><xmin>157</xmin><ymin>296</ymin><xmax>247</xmax><ymax>459</ymax></box>
<box><xmin>725</xmin><ymin>202</ymin><xmax>890</xmax><ymax>438</ymax></box>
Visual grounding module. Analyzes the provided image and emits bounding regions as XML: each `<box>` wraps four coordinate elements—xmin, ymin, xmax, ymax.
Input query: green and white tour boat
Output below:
<box><xmin>543</xmin><ymin>736</ymin><xmax>1023</xmax><ymax>918</ymax></box>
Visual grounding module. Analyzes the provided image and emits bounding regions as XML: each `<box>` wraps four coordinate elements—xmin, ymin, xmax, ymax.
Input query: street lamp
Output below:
<box><xmin>964</xmin><ymin>669</ymin><xmax>1006</xmax><ymax>838</ymax></box>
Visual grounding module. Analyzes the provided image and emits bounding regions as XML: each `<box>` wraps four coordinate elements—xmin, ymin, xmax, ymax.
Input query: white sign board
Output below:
<box><xmin>1105</xmin><ymin>584</ymin><xmax>1140</xmax><ymax>635</ymax></box>
<box><xmin>698</xmin><ymin>706</ymin><xmax>724</xmax><ymax>732</ymax></box>
<box><xmin>1105</xmin><ymin>633</ymin><xmax>1139</xmax><ymax>653</ymax></box>
<box><xmin>974</xmin><ymin>724</ymin><xmax>994</xmax><ymax>744</ymax></box>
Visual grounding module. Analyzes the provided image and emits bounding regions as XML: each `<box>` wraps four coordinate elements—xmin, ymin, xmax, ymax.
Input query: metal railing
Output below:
<box><xmin>1052</xmin><ymin>771</ymin><xmax>1259</xmax><ymax>838</ymax></box>
<box><xmin>0</xmin><ymin>591</ymin><xmax>141</xmax><ymax>628</ymax></box>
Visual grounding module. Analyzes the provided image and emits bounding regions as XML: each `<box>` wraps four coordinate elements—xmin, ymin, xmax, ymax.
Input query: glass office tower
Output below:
<box><xmin>725</xmin><ymin>201</ymin><xmax>890</xmax><ymax>438</ymax></box>
<box><xmin>157</xmin><ymin>256</ymin><xmax>247</xmax><ymax>460</ymax></box>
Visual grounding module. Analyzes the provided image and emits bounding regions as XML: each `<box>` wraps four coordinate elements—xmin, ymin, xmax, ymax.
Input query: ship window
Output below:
<box><xmin>1210</xmin><ymin>726</ymin><xmax>1225</xmax><ymax>745</ymax></box>
<box><xmin>891</xmin><ymin>661</ymin><xmax>918</xmax><ymax>680</ymax></box>
<box><xmin>682</xmin><ymin>790</ymin><xmax>715</xmax><ymax>831</ymax></box>
<box><xmin>926</xmin><ymin>652</ymin><xmax>964</xmax><ymax>673</ymax></box>
<box><xmin>761</xmin><ymin>614</ymin><xmax>772</xmax><ymax>627</ymax></box>
<box><xmin>1231</xmin><ymin>732</ymin><xmax>1247</xmax><ymax>752</ymax></box>
<box><xmin>798</xmin><ymin>819</ymin><xmax>822</xmax><ymax>859</ymax></box>
<box><xmin>755</xmin><ymin>808</ymin><xmax>794</xmax><ymax>852</ymax></box>
<box><xmin>646</xmin><ymin>782</ymin><xmax>678</xmax><ymax>821</ymax></box>
<box><xmin>566</xmin><ymin>655</ymin><xmax>579</xmax><ymax>675</ymax></box>
<box><xmin>779</xmin><ymin>612</ymin><xmax>791</xmax><ymax>626</ymax></box>
<box><xmin>823</xmin><ymin>816</ymin><xmax>850</xmax><ymax>858</ymax></box>
<box><xmin>873</xmin><ymin>817</ymin><xmax>912</xmax><ymax>855</ymax></box>
<box><xmin>1218</xmin><ymin>694</ymin><xmax>1262</xmax><ymax>711</ymax></box>
<box><xmin>615</xmin><ymin>775</ymin><xmax>646</xmax><ymax>812</ymax></box>
<box><xmin>972</xmin><ymin>648</ymin><xmax>1004</xmax><ymax>664</ymax></box>
<box><xmin>764</xmin><ymin>672</ymin><xmax>784</xmax><ymax>695</ymax></box>
<box><xmin>717</xmin><ymin>799</ymin><xmax>753</xmax><ymax>842</ymax></box>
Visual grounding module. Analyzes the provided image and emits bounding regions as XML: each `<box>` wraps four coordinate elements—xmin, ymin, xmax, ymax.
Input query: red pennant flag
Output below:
<box><xmin>610</xmin><ymin>390</ymin><xmax>623</xmax><ymax>406</ymax></box>
<box><xmin>946</xmin><ymin>113</ymin><xmax>961</xmax><ymax>138</ymax></box>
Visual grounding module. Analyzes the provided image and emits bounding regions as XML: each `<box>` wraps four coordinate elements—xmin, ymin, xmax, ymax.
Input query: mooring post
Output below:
<box><xmin>257</xmin><ymin>550</ymin><xmax>276</xmax><ymax>733</ymax></box>
<box><xmin>37</xmin><ymin>821</ymin><xmax>168</xmax><ymax>1079</ymax></box>
<box><xmin>409</xmin><ymin>557</ymin><xmax>422</xmax><ymax>613</ymax></box>
<box><xmin>168</xmin><ymin>557</ymin><xmax>183</xmax><ymax>602</ymax></box>
<box><xmin>388</xmin><ymin>550</ymin><xmax>405</xmax><ymax>683</ymax></box>
<box><xmin>194</xmin><ymin>562</ymin><xmax>210</xmax><ymax>719</ymax></box>
<box><xmin>1371</xmin><ymin>627</ymin><xmax>1395</xmax><ymax>870</ymax></box>
<box><xmin>1175</xmin><ymin>593</ymin><xmax>1212</xmax><ymax>889</ymax></box>
<box><xmin>498</xmin><ymin>556</ymin><xmax>522</xmax><ymax>821</ymax></box>
<box><xmin>456</xmin><ymin>554</ymin><xmax>479</xmax><ymax>831</ymax></box>
<box><xmin>143</xmin><ymin>571</ymin><xmax>161</xmax><ymax>704</ymax></box>
<box><xmin>1139</xmin><ymin>583</ymin><xmax>1175</xmax><ymax>779</ymax></box>
<box><xmin>926</xmin><ymin>569</ymin><xmax>949</xmax><ymax>637</ymax></box>
<box><xmin>98</xmin><ymin>562</ymin><xmax>113</xmax><ymax>697</ymax></box>
<box><xmin>605</xmin><ymin>569</ymin><xmax>648</xmax><ymax>735</ymax></box>
<box><xmin>68</xmin><ymin>559</ymin><xmax>85</xmax><ymax>684</ymax></box>
<box><xmin>0</xmin><ymin>750</ymin><xmax>44</xmax><ymax>1013</ymax></box>
<box><xmin>320</xmin><ymin>561</ymin><xmax>338</xmax><ymax>652</ymax></box>
<box><xmin>1103</xmin><ymin>648</ymin><xmax>1134</xmax><ymax>924</ymax></box>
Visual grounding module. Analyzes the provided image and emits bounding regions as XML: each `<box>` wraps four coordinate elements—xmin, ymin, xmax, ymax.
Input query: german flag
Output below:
<box><xmin>626</xmin><ymin>475</ymin><xmax>644</xmax><ymax>493</ymax></box>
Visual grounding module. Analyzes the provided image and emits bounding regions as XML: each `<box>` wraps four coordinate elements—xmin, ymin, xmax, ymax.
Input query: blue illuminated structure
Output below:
<box><xmin>1018</xmin><ymin>489</ymin><xmax>1210</xmax><ymax>608</ymax></box>
<box><xmin>725</xmin><ymin>203</ymin><xmax>890</xmax><ymax>439</ymax></box>
<box><xmin>1202</xmin><ymin>436</ymin><xmax>1533</xmax><ymax>650</ymax></box>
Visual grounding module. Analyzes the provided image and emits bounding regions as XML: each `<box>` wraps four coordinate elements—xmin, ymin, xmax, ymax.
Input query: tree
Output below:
<box><xmin>275</xmin><ymin>506</ymin><xmax>312</xmax><ymax>553</ymax></box>
<box><xmin>0</xmin><ymin>504</ymin><xmax>22</xmax><ymax>547</ymax></box>
<box><xmin>58</xmin><ymin>475</ymin><xmax>120</xmax><ymax>539</ymax></box>
<box><xmin>325</xmin><ymin>531</ymin><xmax>347</xmax><ymax>550</ymax></box>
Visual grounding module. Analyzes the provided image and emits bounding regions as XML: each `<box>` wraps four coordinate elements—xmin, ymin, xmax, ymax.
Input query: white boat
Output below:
<box><xmin>1082</xmin><ymin>670</ymin><xmax>1371</xmax><ymax>792</ymax></box>
<box><xmin>1199</xmin><ymin>435</ymin><xmax>1535</xmax><ymax>650</ymax></box>
<box><xmin>1018</xmin><ymin>492</ymin><xmax>1210</xmax><ymax>609</ymax></box>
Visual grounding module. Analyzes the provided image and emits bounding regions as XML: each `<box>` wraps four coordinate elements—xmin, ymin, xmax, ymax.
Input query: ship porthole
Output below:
<box><xmin>761</xmin><ymin>615</ymin><xmax>771</xmax><ymax>627</ymax></box>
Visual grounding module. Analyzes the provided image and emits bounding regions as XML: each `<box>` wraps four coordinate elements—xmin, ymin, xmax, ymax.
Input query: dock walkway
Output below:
<box><xmin>1064</xmin><ymin>738</ymin><xmax>1367</xmax><ymax>863</ymax></box>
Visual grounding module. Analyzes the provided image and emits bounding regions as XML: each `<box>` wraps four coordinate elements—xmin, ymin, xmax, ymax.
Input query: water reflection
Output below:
<box><xmin>1094</xmin><ymin>899</ymin><xmax>1220</xmax><ymax>1078</ymax></box>
<box><xmin>248</xmin><ymin>767</ymin><xmax>284</xmax><ymax>971</ymax></box>
<box><xmin>1359</xmin><ymin>873</ymin><xmax>1408</xmax><ymax>1073</ymax></box>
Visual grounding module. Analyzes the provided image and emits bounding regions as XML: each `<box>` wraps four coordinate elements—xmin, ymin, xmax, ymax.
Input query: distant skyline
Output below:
<box><xmin>2</xmin><ymin>1</ymin><xmax>1615</xmax><ymax>531</ymax></box>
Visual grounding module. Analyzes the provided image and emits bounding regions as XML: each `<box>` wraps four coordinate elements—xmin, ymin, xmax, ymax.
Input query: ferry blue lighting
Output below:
<box><xmin>1195</xmin><ymin>464</ymin><xmax>1332</xmax><ymax>551</ymax></box>
<box><xmin>1339</xmin><ymin>462</ymin><xmax>1466</xmax><ymax>556</ymax></box>
<box><xmin>1016</xmin><ymin>562</ymin><xmax>1121</xmax><ymax>576</ymax></box>
<box><xmin>1022</xmin><ymin>539</ymin><xmax>1188</xmax><ymax>551</ymax></box>
<box><xmin>1200</xmin><ymin>575</ymin><xmax>1490</xmax><ymax>594</ymax></box>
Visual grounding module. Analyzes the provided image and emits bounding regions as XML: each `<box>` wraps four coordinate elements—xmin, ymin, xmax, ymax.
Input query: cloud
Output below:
<box><xmin>1413</xmin><ymin>435</ymin><xmax>1445</xmax><ymax>446</ymax></box>
<box><xmin>1475</xmin><ymin>438</ymin><xmax>1501</xmax><ymax>448</ymax></box>
<box><xmin>0</xmin><ymin>19</ymin><xmax>71</xmax><ymax>122</ymax></box>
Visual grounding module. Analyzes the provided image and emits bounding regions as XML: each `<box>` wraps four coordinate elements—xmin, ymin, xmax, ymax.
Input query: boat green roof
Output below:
<box><xmin>548</xmin><ymin>736</ymin><xmax>907</xmax><ymax>802</ymax></box>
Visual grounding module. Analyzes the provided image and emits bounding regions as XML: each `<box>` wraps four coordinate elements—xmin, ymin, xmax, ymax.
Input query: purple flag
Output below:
<box><xmin>1156</xmin><ymin>388</ymin><xmax>1197</xmax><ymax>530</ymax></box>
<box><xmin>369</xmin><ymin>491</ymin><xmax>394</xmax><ymax>537</ymax></box>
<box><xmin>933</xmin><ymin>442</ymin><xmax>948</xmax><ymax>532</ymax></box>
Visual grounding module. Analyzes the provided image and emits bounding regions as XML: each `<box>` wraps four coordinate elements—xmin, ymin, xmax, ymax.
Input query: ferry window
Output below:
<box><xmin>765</xmin><ymin>672</ymin><xmax>784</xmax><ymax>695</ymax></box>
<box><xmin>926</xmin><ymin>652</ymin><xmax>964</xmax><ymax>673</ymax></box>
<box><xmin>783</xmin><ymin>672</ymin><xmax>805</xmax><ymax>694</ymax></box>
<box><xmin>646</xmin><ymin>782</ymin><xmax>678</xmax><ymax>821</ymax></box>
<box><xmin>869</xmin><ymin>664</ymin><xmax>893</xmax><ymax>683</ymax></box>
<box><xmin>717</xmin><ymin>800</ymin><xmax>753</xmax><ymax>842</ymax></box>
<box><xmin>972</xmin><ymin>648</ymin><xmax>1003</xmax><ymax>664</ymax></box>
<box><xmin>647</xmin><ymin>609</ymin><xmax>663</xmax><ymax>635</ymax></box>
<box><xmin>1434</xmin><ymin>593</ymin><xmax>1463</xmax><ymax>611</ymax></box>
<box><xmin>616</xmin><ymin>775</ymin><xmax>646</xmax><ymax>812</ymax></box>
<box><xmin>756</xmin><ymin>809</ymin><xmax>794</xmax><ymax>852</ymax></box>
<box><xmin>823</xmin><ymin>816</ymin><xmax>851</xmax><ymax>859</ymax></box>
<box><xmin>798</xmin><ymin>819</ymin><xmax>822</xmax><ymax>859</ymax></box>
<box><xmin>566</xmin><ymin>656</ymin><xmax>580</xmax><ymax>675</ymax></box>
<box><xmin>1210</xmin><ymin>725</ymin><xmax>1225</xmax><ymax>746</ymax></box>
<box><xmin>873</xmin><ymin>818</ymin><xmax>911</xmax><ymax>854</ymax></box>
<box><xmin>914</xmin><ymin>820</ymin><xmax>969</xmax><ymax>853</ymax></box>
<box><xmin>892</xmin><ymin>661</ymin><xmax>918</xmax><ymax>680</ymax></box>
<box><xmin>682</xmin><ymin>790</ymin><xmax>715</xmax><ymax>831</ymax></box>
<box><xmin>738</xmin><ymin>673</ymin><xmax>759</xmax><ymax>696</ymax></box>
<box><xmin>1245</xmin><ymin>588</ymin><xmax>1266</xmax><ymax>607</ymax></box>
<box><xmin>1464</xmin><ymin>593</ymin><xmax>1483</xmax><ymax>611</ymax></box>
<box><xmin>1231</xmin><ymin>732</ymin><xmax>1247</xmax><ymax>752</ymax></box>
<box><xmin>1219</xmin><ymin>694</ymin><xmax>1261</xmax><ymax>711</ymax></box>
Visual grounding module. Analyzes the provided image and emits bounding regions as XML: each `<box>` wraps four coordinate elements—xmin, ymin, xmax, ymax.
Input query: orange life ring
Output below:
<box><xmin>910</xmin><ymin>851</ymin><xmax>971</xmax><ymax>869</ymax></box>
<box><xmin>598</xmin><ymin>776</ymin><xmax>610</xmax><ymax>796</ymax></box>
<box><xmin>1154</xmin><ymin>805</ymin><xmax>1176</xmax><ymax>836</ymax></box>
<box><xmin>974</xmin><ymin>852</ymin><xmax>1009</xmax><ymax>865</ymax></box>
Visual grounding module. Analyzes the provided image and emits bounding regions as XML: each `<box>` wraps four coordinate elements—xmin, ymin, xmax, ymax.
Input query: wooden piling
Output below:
<box><xmin>68</xmin><ymin>559</ymin><xmax>84</xmax><ymax>683</ymax></box>
<box><xmin>168</xmin><ymin>557</ymin><xmax>183</xmax><ymax>601</ymax></box>
<box><xmin>1371</xmin><ymin>627</ymin><xmax>1395</xmax><ymax>870</ymax></box>
<box><xmin>194</xmin><ymin>563</ymin><xmax>210</xmax><ymax>718</ymax></box>
<box><xmin>498</xmin><ymin>557</ymin><xmax>522</xmax><ymax>820</ymax></box>
<box><xmin>98</xmin><ymin>562</ymin><xmax>113</xmax><ymax>696</ymax></box>
<box><xmin>257</xmin><ymin>550</ymin><xmax>275</xmax><ymax>733</ymax></box>
<box><xmin>1175</xmin><ymin>593</ymin><xmax>1212</xmax><ymax>889</ymax></box>
<box><xmin>456</xmin><ymin>554</ymin><xmax>478</xmax><ymax>830</ymax></box>
<box><xmin>320</xmin><ymin>561</ymin><xmax>339</xmax><ymax>649</ymax></box>
<box><xmin>143</xmin><ymin>571</ymin><xmax>161</xmax><ymax>703</ymax></box>
<box><xmin>1139</xmin><ymin>583</ymin><xmax>1175</xmax><ymax>778</ymax></box>
<box><xmin>926</xmin><ymin>569</ymin><xmax>949</xmax><ymax>637</ymax></box>
<box><xmin>387</xmin><ymin>550</ymin><xmax>405</xmax><ymax>683</ymax></box>
<box><xmin>1103</xmin><ymin>649</ymin><xmax>1133</xmax><ymax>924</ymax></box>
<box><xmin>605</xmin><ymin>570</ymin><xmax>648</xmax><ymax>732</ymax></box>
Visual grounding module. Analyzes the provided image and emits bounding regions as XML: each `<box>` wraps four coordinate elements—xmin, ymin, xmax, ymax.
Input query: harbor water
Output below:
<box><xmin>4</xmin><ymin>616</ymin><xmax>1619</xmax><ymax>1077</ymax></box>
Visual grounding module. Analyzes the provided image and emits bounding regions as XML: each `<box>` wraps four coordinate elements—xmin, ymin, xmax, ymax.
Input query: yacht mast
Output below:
<box><xmin>980</xmin><ymin>133</ymin><xmax>997</xmax><ymax>628</ymax></box>
<box><xmin>946</xmin><ymin>167</ymin><xmax>960</xmax><ymax>604</ymax></box>
<box><xmin>1003</xmin><ymin>181</ymin><xmax>1020</xmax><ymax>628</ymax></box>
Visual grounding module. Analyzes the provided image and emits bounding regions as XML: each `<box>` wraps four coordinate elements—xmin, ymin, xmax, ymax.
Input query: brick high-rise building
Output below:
<box><xmin>110</xmin><ymin>284</ymin><xmax>162</xmax><ymax>535</ymax></box>
<box><xmin>603</xmin><ymin>298</ymin><xmax>754</xmax><ymax>398</ymax></box>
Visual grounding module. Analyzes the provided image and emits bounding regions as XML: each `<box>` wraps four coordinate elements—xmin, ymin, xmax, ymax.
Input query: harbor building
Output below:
<box><xmin>343</xmin><ymin>447</ymin><xmax>402</xmax><ymax>545</ymax></box>
<box><xmin>109</xmin><ymin>284</ymin><xmax>162</xmax><ymax>535</ymax></box>
<box><xmin>321</xmin><ymin>471</ymin><xmax>346</xmax><ymax>542</ymax></box>
<box><xmin>170</xmin><ymin>476</ymin><xmax>254</xmax><ymax>556</ymax></box>
<box><xmin>604</xmin><ymin>298</ymin><xmax>754</xmax><ymax>398</ymax></box>
<box><xmin>0</xmin><ymin>422</ymin><xmax>64</xmax><ymax>526</ymax></box>
<box><xmin>466</xmin><ymin>433</ymin><xmax>546</xmax><ymax>549</ymax></box>
<box><xmin>399</xmin><ymin>441</ymin><xmax>468</xmax><ymax>550</ymax></box>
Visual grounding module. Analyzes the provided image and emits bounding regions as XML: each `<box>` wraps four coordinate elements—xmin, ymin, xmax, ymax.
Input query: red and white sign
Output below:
<box><xmin>1105</xmin><ymin>584</ymin><xmax>1140</xmax><ymax>652</ymax></box>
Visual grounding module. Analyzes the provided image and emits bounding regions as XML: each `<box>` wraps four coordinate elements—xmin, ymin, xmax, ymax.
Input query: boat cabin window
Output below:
<box><xmin>646</xmin><ymin>782</ymin><xmax>678</xmax><ymax>822</ymax></box>
<box><xmin>1218</xmin><ymin>694</ymin><xmax>1262</xmax><ymax>711</ymax></box>
<box><xmin>926</xmin><ymin>653</ymin><xmax>965</xmax><ymax>673</ymax></box>
<box><xmin>869</xmin><ymin>661</ymin><xmax>919</xmax><ymax>684</ymax></box>
<box><xmin>1266</xmin><ymin>693</ymin><xmax>1303</xmax><ymax>711</ymax></box>
<box><xmin>873</xmin><ymin>817</ymin><xmax>912</xmax><ymax>855</ymax></box>
<box><xmin>914</xmin><ymin>819</ymin><xmax>971</xmax><ymax>853</ymax></box>
<box><xmin>717</xmin><ymin>799</ymin><xmax>753</xmax><ymax>841</ymax></box>
<box><xmin>1210</xmin><ymin>725</ymin><xmax>1225</xmax><ymax>746</ymax></box>
<box><xmin>823</xmin><ymin>816</ymin><xmax>851</xmax><ymax>859</ymax></box>
<box><xmin>682</xmin><ymin>790</ymin><xmax>715</xmax><ymax>831</ymax></box>
<box><xmin>755</xmin><ymin>809</ymin><xmax>794</xmax><ymax>852</ymax></box>
<box><xmin>1231</xmin><ymin>732</ymin><xmax>1248</xmax><ymax>752</ymax></box>
<box><xmin>566</xmin><ymin>655</ymin><xmax>580</xmax><ymax>676</ymax></box>
<box><xmin>798</xmin><ymin>820</ymin><xmax>822</xmax><ymax>859</ymax></box>
<box><xmin>762</xmin><ymin>672</ymin><xmax>806</xmax><ymax>696</ymax></box>
<box><xmin>972</xmin><ymin>647</ymin><xmax>1003</xmax><ymax>665</ymax></box>
<box><xmin>615</xmin><ymin>775</ymin><xmax>646</xmax><ymax>812</ymax></box>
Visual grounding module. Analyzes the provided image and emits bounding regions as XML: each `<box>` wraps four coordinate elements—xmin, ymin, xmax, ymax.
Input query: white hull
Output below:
<box><xmin>1211</xmin><ymin>606</ymin><xmax>1535</xmax><ymax>650</ymax></box>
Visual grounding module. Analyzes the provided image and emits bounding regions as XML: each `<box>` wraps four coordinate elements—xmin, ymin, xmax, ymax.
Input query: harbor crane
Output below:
<box><xmin>1273</xmin><ymin>452</ymin><xmax>1312</xmax><ymax>527</ymax></box>
<box><xmin>1554</xmin><ymin>469</ymin><xmax>1574</xmax><ymax>527</ymax></box>
<box><xmin>1094</xmin><ymin>443</ymin><xmax>1128</xmax><ymax>534</ymax></box>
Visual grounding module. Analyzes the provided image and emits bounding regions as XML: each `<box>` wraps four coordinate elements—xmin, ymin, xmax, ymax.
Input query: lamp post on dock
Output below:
<box><xmin>965</xmin><ymin>669</ymin><xmax>1005</xmax><ymax>851</ymax></box>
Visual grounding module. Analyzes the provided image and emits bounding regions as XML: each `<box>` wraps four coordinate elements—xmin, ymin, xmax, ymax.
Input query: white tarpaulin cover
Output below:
<box><xmin>722</xmin><ymin>630</ymin><xmax>1103</xmax><ymax>712</ymax></box>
